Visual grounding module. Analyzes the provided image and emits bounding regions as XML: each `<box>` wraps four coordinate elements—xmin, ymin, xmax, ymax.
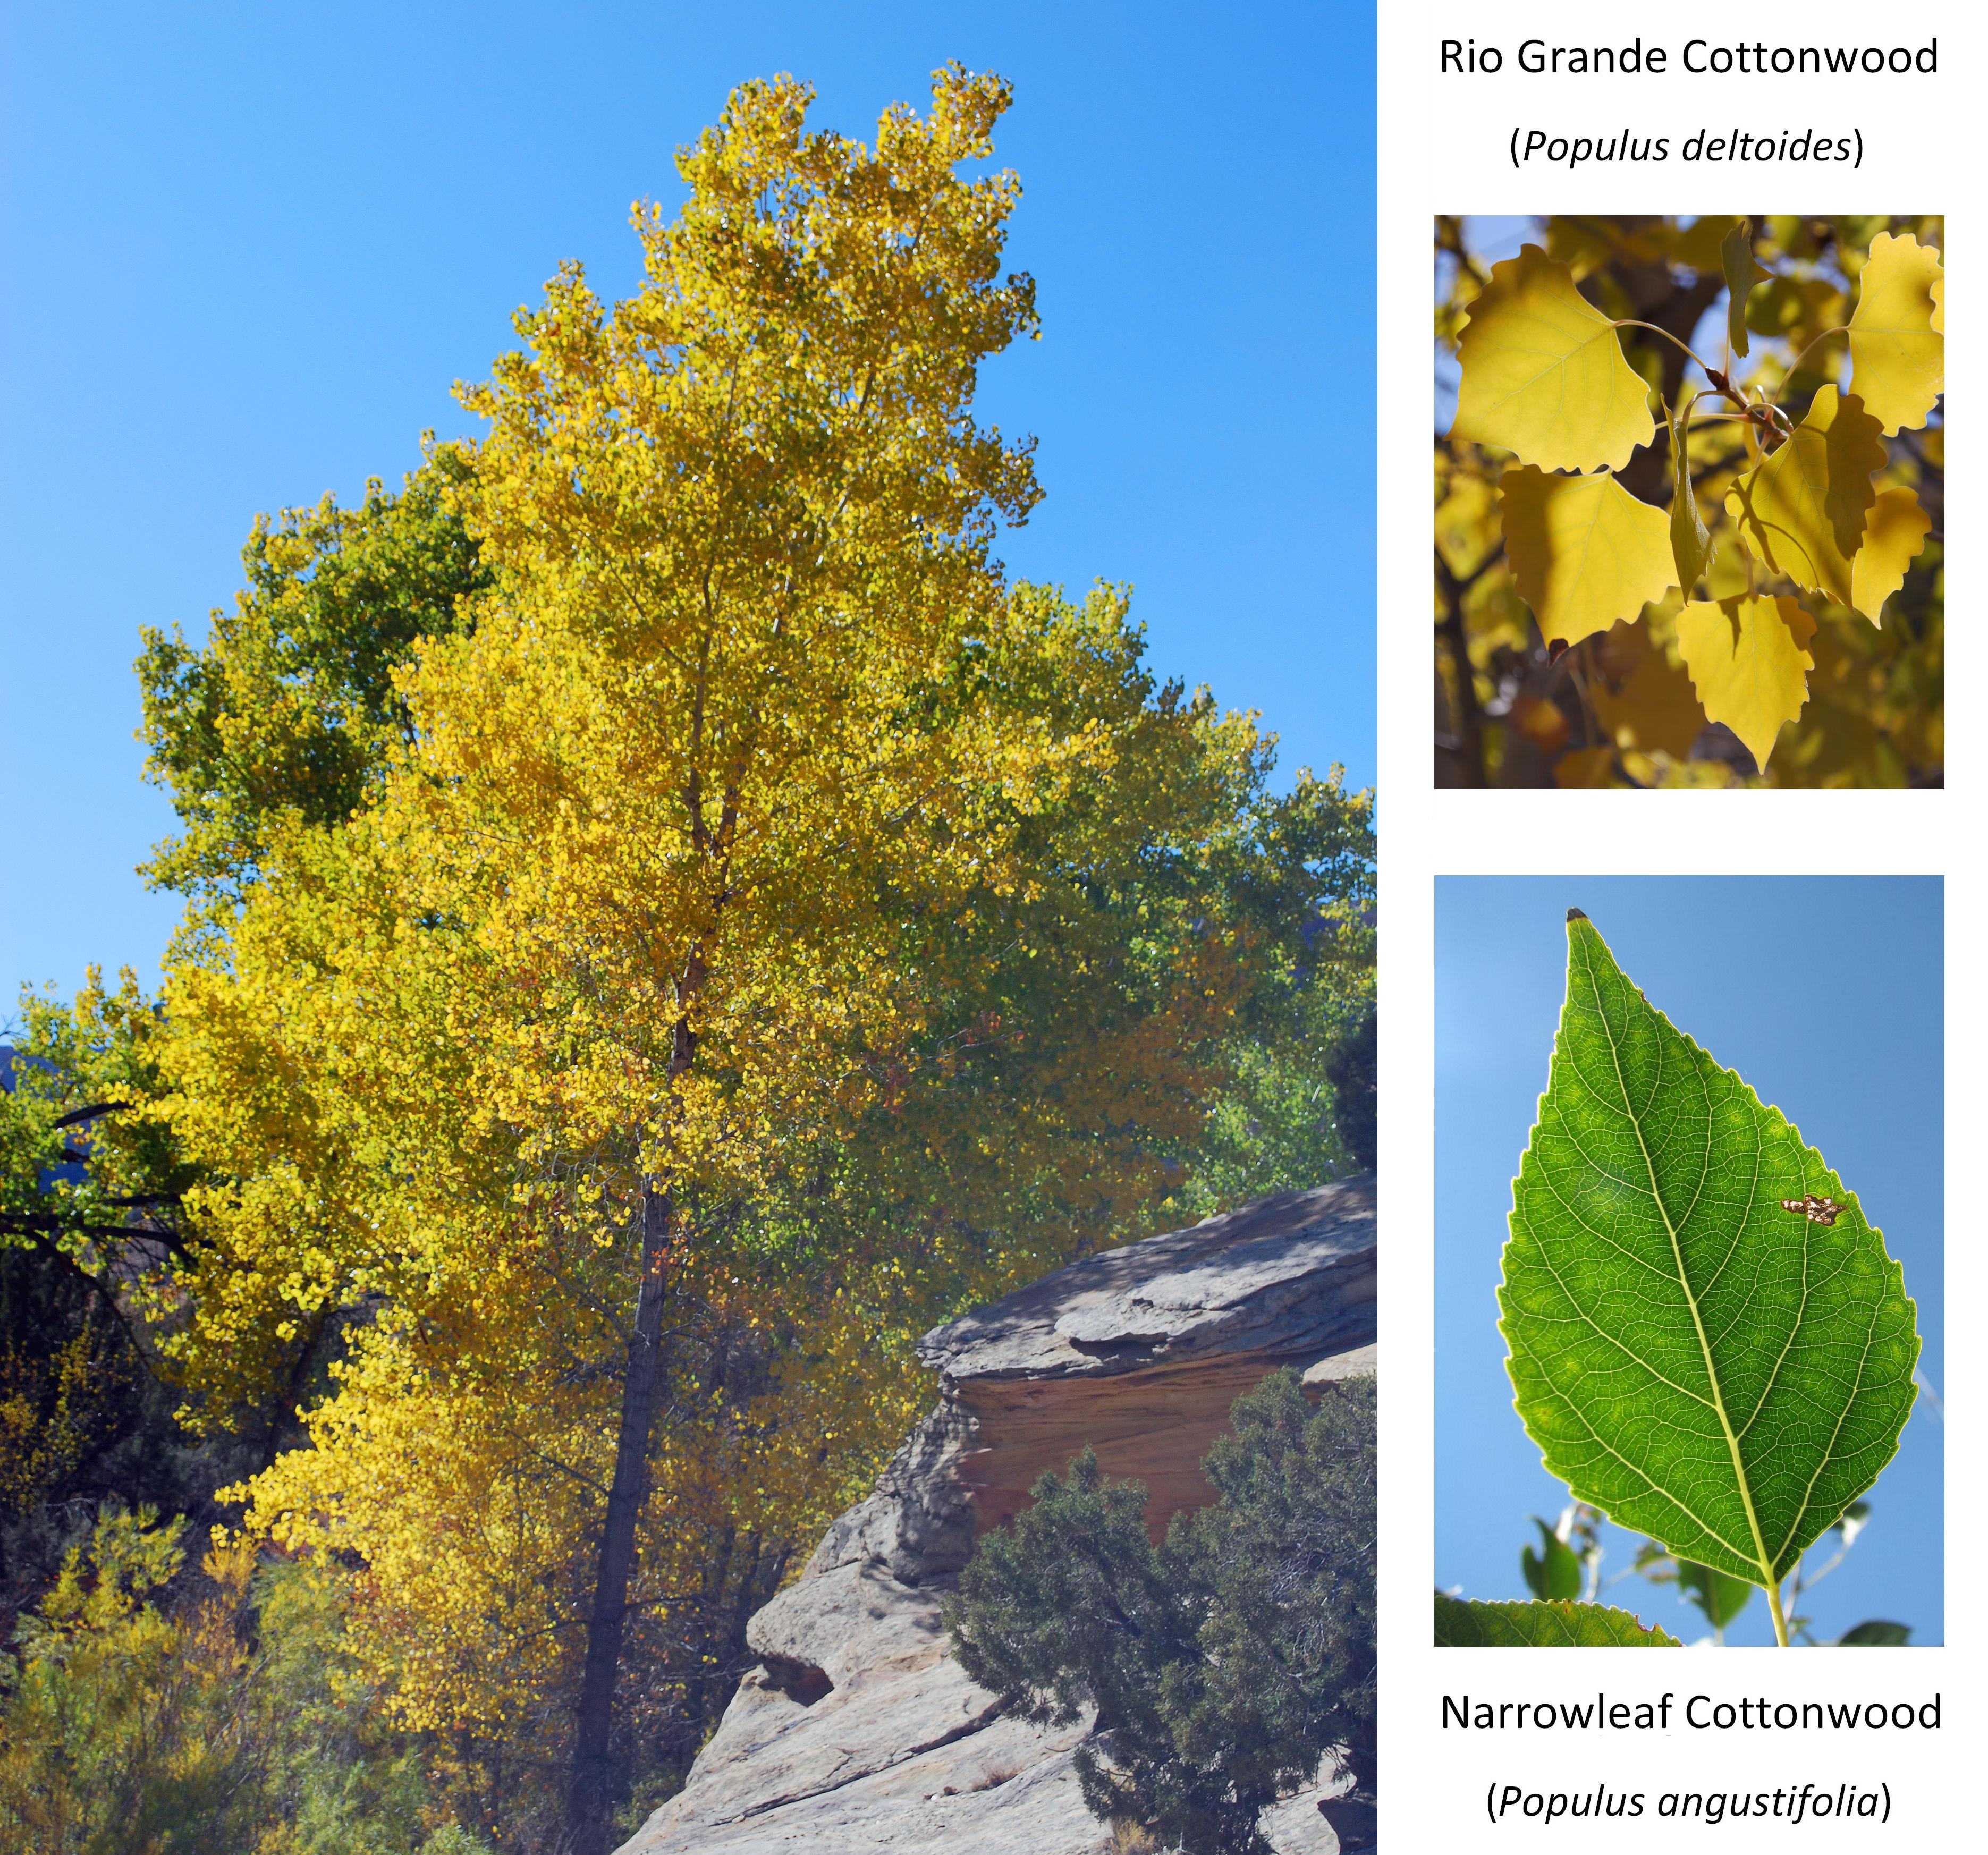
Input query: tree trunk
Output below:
<box><xmin>566</xmin><ymin>1178</ymin><xmax>673</xmax><ymax>1855</ymax></box>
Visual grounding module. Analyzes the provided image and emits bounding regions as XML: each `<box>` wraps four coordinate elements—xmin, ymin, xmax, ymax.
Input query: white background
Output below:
<box><xmin>1377</xmin><ymin>3</ymin><xmax>1973</xmax><ymax>1843</ymax></box>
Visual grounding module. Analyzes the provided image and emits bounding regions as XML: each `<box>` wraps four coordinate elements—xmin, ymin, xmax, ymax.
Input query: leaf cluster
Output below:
<box><xmin>947</xmin><ymin>1371</ymin><xmax>1375</xmax><ymax>1855</ymax></box>
<box><xmin>2</xmin><ymin>972</ymin><xmax>196</xmax><ymax>1314</ymax></box>
<box><xmin>0</xmin><ymin>1504</ymin><xmax>491</xmax><ymax>1854</ymax></box>
<box><xmin>137</xmin><ymin>447</ymin><xmax>489</xmax><ymax>902</ymax></box>
<box><xmin>1435</xmin><ymin>215</ymin><xmax>1943</xmax><ymax>787</ymax></box>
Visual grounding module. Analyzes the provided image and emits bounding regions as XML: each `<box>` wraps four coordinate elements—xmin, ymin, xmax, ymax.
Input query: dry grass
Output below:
<box><xmin>967</xmin><ymin>1759</ymin><xmax>1023</xmax><ymax>1792</ymax></box>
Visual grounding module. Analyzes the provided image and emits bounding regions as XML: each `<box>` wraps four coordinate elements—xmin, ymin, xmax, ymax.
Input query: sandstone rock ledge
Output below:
<box><xmin>617</xmin><ymin>1177</ymin><xmax>1376</xmax><ymax>1855</ymax></box>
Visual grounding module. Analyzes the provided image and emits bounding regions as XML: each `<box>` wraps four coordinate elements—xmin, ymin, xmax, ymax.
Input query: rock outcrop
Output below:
<box><xmin>619</xmin><ymin>1176</ymin><xmax>1376</xmax><ymax>1855</ymax></box>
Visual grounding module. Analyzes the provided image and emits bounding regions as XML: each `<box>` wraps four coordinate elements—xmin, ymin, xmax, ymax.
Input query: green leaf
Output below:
<box><xmin>1435</xmin><ymin>1593</ymin><xmax>1679</xmax><ymax>1648</ymax></box>
<box><xmin>1678</xmin><ymin>1559</ymin><xmax>1753</xmax><ymax>1631</ymax></box>
<box><xmin>1835</xmin><ymin>1620</ymin><xmax>1911</xmax><ymax>1646</ymax></box>
<box><xmin>1719</xmin><ymin>220</ymin><xmax>1771</xmax><ymax>361</ymax></box>
<box><xmin>1520</xmin><ymin>1518</ymin><xmax>1583</xmax><ymax>1601</ymax></box>
<box><xmin>1501</xmin><ymin>466</ymin><xmax>1676</xmax><ymax>646</ymax></box>
<box><xmin>1451</xmin><ymin>244</ymin><xmax>1655</xmax><ymax>472</ymax></box>
<box><xmin>1668</xmin><ymin>395</ymin><xmax>1713</xmax><ymax>595</ymax></box>
<box><xmin>1501</xmin><ymin>912</ymin><xmax>1920</xmax><ymax>1595</ymax></box>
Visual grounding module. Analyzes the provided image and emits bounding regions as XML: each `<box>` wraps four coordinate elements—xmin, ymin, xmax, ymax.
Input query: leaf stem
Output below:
<box><xmin>1774</xmin><ymin>327</ymin><xmax>1850</xmax><ymax>402</ymax></box>
<box><xmin>1766</xmin><ymin>1576</ymin><xmax>1791</xmax><ymax>1647</ymax></box>
<box><xmin>1613</xmin><ymin>320</ymin><xmax>1713</xmax><ymax>376</ymax></box>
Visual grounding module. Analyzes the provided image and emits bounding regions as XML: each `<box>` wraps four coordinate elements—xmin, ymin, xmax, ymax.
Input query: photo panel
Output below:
<box><xmin>1435</xmin><ymin>876</ymin><xmax>1942</xmax><ymax>1649</ymax></box>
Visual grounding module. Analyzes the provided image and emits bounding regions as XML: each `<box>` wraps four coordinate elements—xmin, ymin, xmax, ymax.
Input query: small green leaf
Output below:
<box><xmin>1833</xmin><ymin>1498</ymin><xmax>1872</xmax><ymax>1546</ymax></box>
<box><xmin>1678</xmin><ymin>1559</ymin><xmax>1753</xmax><ymax>1631</ymax></box>
<box><xmin>1719</xmin><ymin>219</ymin><xmax>1771</xmax><ymax>360</ymax></box>
<box><xmin>1521</xmin><ymin>1518</ymin><xmax>1583</xmax><ymax>1601</ymax></box>
<box><xmin>1835</xmin><ymin>1620</ymin><xmax>1911</xmax><ymax>1646</ymax></box>
<box><xmin>1501</xmin><ymin>913</ymin><xmax>1920</xmax><ymax>1594</ymax></box>
<box><xmin>1436</xmin><ymin>1593</ymin><xmax>1679</xmax><ymax>1647</ymax></box>
<box><xmin>1668</xmin><ymin>395</ymin><xmax>1713</xmax><ymax>594</ymax></box>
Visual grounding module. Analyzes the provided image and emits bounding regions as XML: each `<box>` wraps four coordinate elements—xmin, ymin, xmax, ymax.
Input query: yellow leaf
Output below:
<box><xmin>1848</xmin><ymin>486</ymin><xmax>1933</xmax><ymax>625</ymax></box>
<box><xmin>1509</xmin><ymin>694</ymin><xmax>1569</xmax><ymax>755</ymax></box>
<box><xmin>1552</xmin><ymin>747</ymin><xmax>1618</xmax><ymax>789</ymax></box>
<box><xmin>1500</xmin><ymin>466</ymin><xmax>1676</xmax><ymax>645</ymax></box>
<box><xmin>1674</xmin><ymin>595</ymin><xmax>1816</xmax><ymax>772</ymax></box>
<box><xmin>1846</xmin><ymin>232</ymin><xmax>1944</xmax><ymax>434</ymax></box>
<box><xmin>1591</xmin><ymin>650</ymin><xmax>1706</xmax><ymax>758</ymax></box>
<box><xmin>1669</xmin><ymin>214</ymin><xmax>1740</xmax><ymax>276</ymax></box>
<box><xmin>1451</xmin><ymin>244</ymin><xmax>1655</xmax><ymax>472</ymax></box>
<box><xmin>1725</xmin><ymin>385</ymin><xmax>1884</xmax><ymax>612</ymax></box>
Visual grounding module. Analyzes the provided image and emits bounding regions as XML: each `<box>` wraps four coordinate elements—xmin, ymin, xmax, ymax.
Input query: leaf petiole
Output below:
<box><xmin>1774</xmin><ymin>326</ymin><xmax>1851</xmax><ymax>403</ymax></box>
<box><xmin>1766</xmin><ymin>1576</ymin><xmax>1791</xmax><ymax>1648</ymax></box>
<box><xmin>1612</xmin><ymin>319</ymin><xmax>1713</xmax><ymax>377</ymax></box>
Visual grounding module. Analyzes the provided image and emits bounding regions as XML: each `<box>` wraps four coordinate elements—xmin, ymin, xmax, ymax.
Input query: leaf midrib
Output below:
<box><xmin>1578</xmin><ymin>930</ymin><xmax>1779</xmax><ymax>1592</ymax></box>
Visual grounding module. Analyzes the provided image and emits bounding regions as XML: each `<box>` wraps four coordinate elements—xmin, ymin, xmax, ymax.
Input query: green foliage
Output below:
<box><xmin>136</xmin><ymin>447</ymin><xmax>489</xmax><ymax>900</ymax></box>
<box><xmin>1491</xmin><ymin>1495</ymin><xmax>1910</xmax><ymax>1649</ymax></box>
<box><xmin>1676</xmin><ymin>1560</ymin><xmax>1752</xmax><ymax>1633</ymax></box>
<box><xmin>2</xmin><ymin>971</ymin><xmax>193</xmax><ymax>1276</ymax></box>
<box><xmin>1633</xmin><ymin>1541</ymin><xmax>1754</xmax><ymax>1637</ymax></box>
<box><xmin>948</xmin><ymin>1371</ymin><xmax>1375</xmax><ymax>1855</ymax></box>
<box><xmin>1172</xmin><ymin>769</ymin><xmax>1376</xmax><ymax>1218</ymax></box>
<box><xmin>1835</xmin><ymin>1620</ymin><xmax>1911</xmax><ymax>1646</ymax></box>
<box><xmin>1434</xmin><ymin>1594</ymin><xmax>1679</xmax><ymax>1647</ymax></box>
<box><xmin>0</xmin><ymin>1505</ymin><xmax>490</xmax><ymax>1855</ymax></box>
<box><xmin>1519</xmin><ymin>1517</ymin><xmax>1582</xmax><ymax>1602</ymax></box>
<box><xmin>1501</xmin><ymin>912</ymin><xmax>1918</xmax><ymax>1644</ymax></box>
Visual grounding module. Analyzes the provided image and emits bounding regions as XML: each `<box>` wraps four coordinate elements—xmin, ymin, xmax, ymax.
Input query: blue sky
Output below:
<box><xmin>0</xmin><ymin>1</ymin><xmax>1374</xmax><ymax>1000</ymax></box>
<box><xmin>1436</xmin><ymin>877</ymin><xmax>1945</xmax><ymax>1646</ymax></box>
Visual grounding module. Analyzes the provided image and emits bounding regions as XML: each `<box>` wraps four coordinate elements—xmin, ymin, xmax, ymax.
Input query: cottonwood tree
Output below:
<box><xmin>149</xmin><ymin>67</ymin><xmax>1372</xmax><ymax>1849</ymax></box>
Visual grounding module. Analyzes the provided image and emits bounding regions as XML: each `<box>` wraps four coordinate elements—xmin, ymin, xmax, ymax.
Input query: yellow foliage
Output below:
<box><xmin>1436</xmin><ymin>217</ymin><xmax>1943</xmax><ymax>785</ymax></box>
<box><xmin>157</xmin><ymin>66</ymin><xmax>1283</xmax><ymax>1768</ymax></box>
<box><xmin>1589</xmin><ymin>651</ymin><xmax>1705</xmax><ymax>759</ymax></box>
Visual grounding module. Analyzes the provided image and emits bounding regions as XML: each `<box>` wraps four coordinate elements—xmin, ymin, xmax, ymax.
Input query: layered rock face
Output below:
<box><xmin>618</xmin><ymin>1176</ymin><xmax>1376</xmax><ymax>1855</ymax></box>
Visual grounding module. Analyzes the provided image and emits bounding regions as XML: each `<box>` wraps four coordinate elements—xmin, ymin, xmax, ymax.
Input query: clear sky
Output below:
<box><xmin>0</xmin><ymin>1</ymin><xmax>1374</xmax><ymax>1000</ymax></box>
<box><xmin>1436</xmin><ymin>877</ymin><xmax>1945</xmax><ymax>1647</ymax></box>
